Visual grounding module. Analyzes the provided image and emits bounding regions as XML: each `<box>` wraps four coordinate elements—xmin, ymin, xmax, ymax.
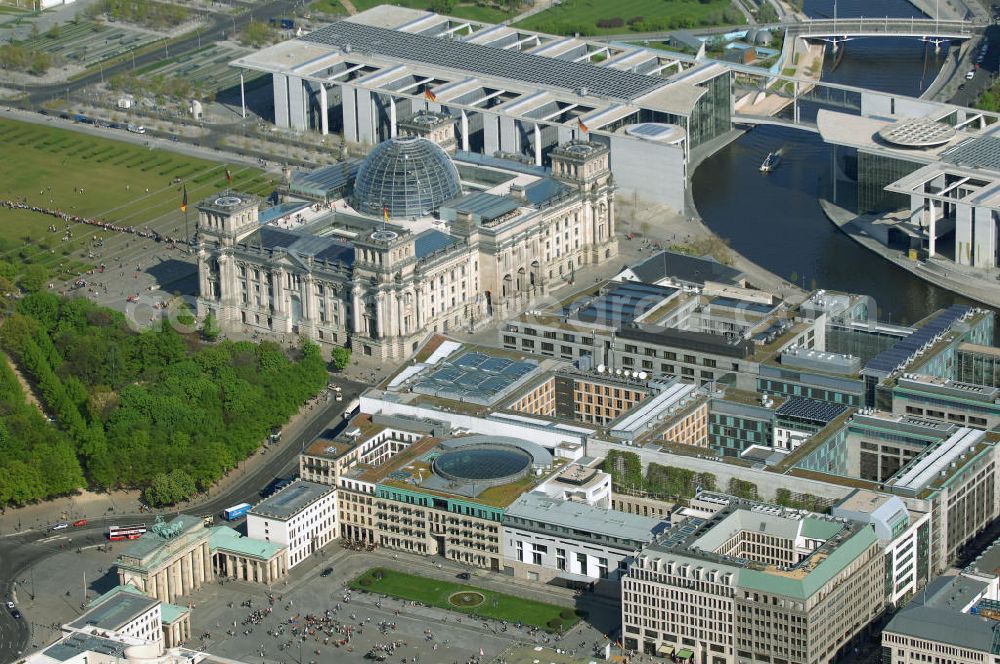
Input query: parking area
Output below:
<box><xmin>16</xmin><ymin>20</ymin><xmax>162</xmax><ymax>69</ymax></box>
<box><xmin>137</xmin><ymin>43</ymin><xmax>263</xmax><ymax>95</ymax></box>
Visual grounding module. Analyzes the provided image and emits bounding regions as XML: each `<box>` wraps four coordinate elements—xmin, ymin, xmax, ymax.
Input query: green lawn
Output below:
<box><xmin>352</xmin><ymin>567</ymin><xmax>582</xmax><ymax>632</ymax></box>
<box><xmin>515</xmin><ymin>0</ymin><xmax>744</xmax><ymax>36</ymax></box>
<box><xmin>0</xmin><ymin>117</ymin><xmax>271</xmax><ymax>276</ymax></box>
<box><xmin>316</xmin><ymin>0</ymin><xmax>515</xmax><ymax>22</ymax></box>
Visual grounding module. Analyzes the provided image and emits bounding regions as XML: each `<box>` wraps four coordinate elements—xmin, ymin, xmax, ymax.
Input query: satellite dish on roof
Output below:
<box><xmin>597</xmin><ymin>364</ymin><xmax>606</xmax><ymax>373</ymax></box>
<box><xmin>638</xmin><ymin>371</ymin><xmax>648</xmax><ymax>380</ymax></box>
<box><xmin>615</xmin><ymin>369</ymin><xmax>623</xmax><ymax>376</ymax></box>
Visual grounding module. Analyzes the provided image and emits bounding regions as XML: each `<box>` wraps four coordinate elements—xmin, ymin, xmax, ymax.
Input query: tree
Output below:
<box><xmin>728</xmin><ymin>478</ymin><xmax>758</xmax><ymax>500</ymax></box>
<box><xmin>144</xmin><ymin>468</ymin><xmax>196</xmax><ymax>506</ymax></box>
<box><xmin>241</xmin><ymin>21</ymin><xmax>274</xmax><ymax>47</ymax></box>
<box><xmin>757</xmin><ymin>2</ymin><xmax>779</xmax><ymax>23</ymax></box>
<box><xmin>0</xmin><ymin>294</ymin><xmax>327</xmax><ymax>507</ymax></box>
<box><xmin>331</xmin><ymin>346</ymin><xmax>351</xmax><ymax>371</ymax></box>
<box><xmin>19</xmin><ymin>264</ymin><xmax>48</xmax><ymax>293</ymax></box>
<box><xmin>202</xmin><ymin>313</ymin><xmax>221</xmax><ymax>341</ymax></box>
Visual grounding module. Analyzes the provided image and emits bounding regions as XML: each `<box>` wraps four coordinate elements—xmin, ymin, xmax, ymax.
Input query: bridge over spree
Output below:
<box><xmin>595</xmin><ymin>17</ymin><xmax>982</xmax><ymax>44</ymax></box>
<box><xmin>784</xmin><ymin>17</ymin><xmax>979</xmax><ymax>40</ymax></box>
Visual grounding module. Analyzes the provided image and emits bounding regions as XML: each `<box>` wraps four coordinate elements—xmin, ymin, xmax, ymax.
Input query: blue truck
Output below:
<box><xmin>223</xmin><ymin>502</ymin><xmax>252</xmax><ymax>521</ymax></box>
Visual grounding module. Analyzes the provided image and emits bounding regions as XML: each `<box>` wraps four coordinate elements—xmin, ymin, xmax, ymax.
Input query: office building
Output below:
<box><xmin>622</xmin><ymin>494</ymin><xmax>885</xmax><ymax>663</ymax></box>
<box><xmin>247</xmin><ymin>479</ymin><xmax>337</xmax><ymax>569</ymax></box>
<box><xmin>882</xmin><ymin>537</ymin><xmax>1000</xmax><ymax>663</ymax></box>
<box><xmin>230</xmin><ymin>6</ymin><xmax>740</xmax><ymax>212</ymax></box>
<box><xmin>502</xmin><ymin>491</ymin><xmax>668</xmax><ymax>587</ymax></box>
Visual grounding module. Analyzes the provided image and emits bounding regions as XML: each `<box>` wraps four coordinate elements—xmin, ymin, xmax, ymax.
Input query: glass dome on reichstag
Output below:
<box><xmin>352</xmin><ymin>136</ymin><xmax>462</xmax><ymax>219</ymax></box>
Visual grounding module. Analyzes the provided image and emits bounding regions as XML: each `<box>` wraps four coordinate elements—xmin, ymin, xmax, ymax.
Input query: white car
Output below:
<box><xmin>967</xmin><ymin>70</ymin><xmax>976</xmax><ymax>80</ymax></box>
<box><xmin>51</xmin><ymin>522</ymin><xmax>68</xmax><ymax>530</ymax></box>
<box><xmin>5</xmin><ymin>601</ymin><xmax>13</xmax><ymax>610</ymax></box>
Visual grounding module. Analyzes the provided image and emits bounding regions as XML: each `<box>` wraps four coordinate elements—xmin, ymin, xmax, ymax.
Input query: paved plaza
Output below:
<box><xmin>8</xmin><ymin>536</ymin><xmax>617</xmax><ymax>664</ymax></box>
<box><xmin>184</xmin><ymin>546</ymin><xmax>615</xmax><ymax>664</ymax></box>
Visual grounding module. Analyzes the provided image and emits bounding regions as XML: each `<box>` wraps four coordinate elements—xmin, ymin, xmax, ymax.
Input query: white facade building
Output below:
<box><xmin>502</xmin><ymin>492</ymin><xmax>667</xmax><ymax>585</ymax></box>
<box><xmin>247</xmin><ymin>480</ymin><xmax>337</xmax><ymax>569</ymax></box>
<box><xmin>831</xmin><ymin>489</ymin><xmax>932</xmax><ymax>605</ymax></box>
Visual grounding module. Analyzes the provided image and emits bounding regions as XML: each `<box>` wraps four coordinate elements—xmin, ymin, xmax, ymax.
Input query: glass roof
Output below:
<box><xmin>352</xmin><ymin>137</ymin><xmax>462</xmax><ymax>219</ymax></box>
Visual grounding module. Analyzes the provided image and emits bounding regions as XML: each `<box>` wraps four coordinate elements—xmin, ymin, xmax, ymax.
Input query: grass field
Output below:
<box><xmin>515</xmin><ymin>0</ymin><xmax>742</xmax><ymax>35</ymax></box>
<box><xmin>0</xmin><ymin>117</ymin><xmax>271</xmax><ymax>279</ymax></box>
<box><xmin>313</xmin><ymin>0</ymin><xmax>516</xmax><ymax>22</ymax></box>
<box><xmin>351</xmin><ymin>568</ymin><xmax>582</xmax><ymax>632</ymax></box>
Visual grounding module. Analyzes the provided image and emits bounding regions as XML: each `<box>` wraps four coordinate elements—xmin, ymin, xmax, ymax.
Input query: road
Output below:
<box><xmin>0</xmin><ymin>377</ymin><xmax>365</xmax><ymax>664</ymax></box>
<box><xmin>947</xmin><ymin>25</ymin><xmax>1000</xmax><ymax>107</ymax></box>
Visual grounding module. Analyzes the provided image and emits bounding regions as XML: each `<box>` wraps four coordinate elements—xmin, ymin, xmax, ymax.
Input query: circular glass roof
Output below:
<box><xmin>352</xmin><ymin>136</ymin><xmax>462</xmax><ymax>219</ymax></box>
<box><xmin>876</xmin><ymin>118</ymin><xmax>956</xmax><ymax>148</ymax></box>
<box><xmin>433</xmin><ymin>445</ymin><xmax>532</xmax><ymax>483</ymax></box>
<box><xmin>625</xmin><ymin>122</ymin><xmax>686</xmax><ymax>145</ymax></box>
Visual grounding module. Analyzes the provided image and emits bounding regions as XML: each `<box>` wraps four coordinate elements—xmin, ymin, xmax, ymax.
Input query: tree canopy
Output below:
<box><xmin>0</xmin><ymin>293</ymin><xmax>327</xmax><ymax>506</ymax></box>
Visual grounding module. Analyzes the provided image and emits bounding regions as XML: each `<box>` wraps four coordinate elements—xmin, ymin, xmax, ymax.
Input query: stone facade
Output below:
<box><xmin>196</xmin><ymin>140</ymin><xmax>617</xmax><ymax>361</ymax></box>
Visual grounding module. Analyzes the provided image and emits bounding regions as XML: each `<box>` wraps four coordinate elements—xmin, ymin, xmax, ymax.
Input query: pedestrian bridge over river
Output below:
<box><xmin>782</xmin><ymin>17</ymin><xmax>978</xmax><ymax>41</ymax></box>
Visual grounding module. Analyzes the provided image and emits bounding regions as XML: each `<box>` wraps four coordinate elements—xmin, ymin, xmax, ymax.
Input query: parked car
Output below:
<box><xmin>967</xmin><ymin>70</ymin><xmax>976</xmax><ymax>80</ymax></box>
<box><xmin>320</xmin><ymin>567</ymin><xmax>333</xmax><ymax>577</ymax></box>
<box><xmin>5</xmin><ymin>601</ymin><xmax>14</xmax><ymax>610</ymax></box>
<box><xmin>11</xmin><ymin>608</ymin><xmax>21</xmax><ymax>619</ymax></box>
<box><xmin>72</xmin><ymin>519</ymin><xmax>88</xmax><ymax>527</ymax></box>
<box><xmin>51</xmin><ymin>522</ymin><xmax>68</xmax><ymax>530</ymax></box>
<box><xmin>457</xmin><ymin>572</ymin><xmax>471</xmax><ymax>580</ymax></box>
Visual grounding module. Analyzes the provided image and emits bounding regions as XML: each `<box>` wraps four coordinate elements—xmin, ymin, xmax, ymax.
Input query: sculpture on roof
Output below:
<box><xmin>150</xmin><ymin>515</ymin><xmax>184</xmax><ymax>540</ymax></box>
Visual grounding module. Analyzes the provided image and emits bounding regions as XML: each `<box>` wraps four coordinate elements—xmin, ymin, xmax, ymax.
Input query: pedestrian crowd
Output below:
<box><xmin>1</xmin><ymin>199</ymin><xmax>186</xmax><ymax>245</ymax></box>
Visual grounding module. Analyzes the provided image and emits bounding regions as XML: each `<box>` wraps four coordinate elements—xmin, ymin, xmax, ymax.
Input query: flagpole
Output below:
<box><xmin>181</xmin><ymin>184</ymin><xmax>190</xmax><ymax>253</ymax></box>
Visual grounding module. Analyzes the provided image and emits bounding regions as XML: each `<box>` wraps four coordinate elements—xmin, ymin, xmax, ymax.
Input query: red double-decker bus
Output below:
<box><xmin>108</xmin><ymin>524</ymin><xmax>146</xmax><ymax>541</ymax></box>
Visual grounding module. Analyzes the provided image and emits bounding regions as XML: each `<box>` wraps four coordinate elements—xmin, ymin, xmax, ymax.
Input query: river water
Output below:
<box><xmin>691</xmin><ymin>0</ymin><xmax>975</xmax><ymax>325</ymax></box>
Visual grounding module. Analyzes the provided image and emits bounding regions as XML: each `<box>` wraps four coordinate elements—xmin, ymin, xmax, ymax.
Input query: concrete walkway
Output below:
<box><xmin>820</xmin><ymin>199</ymin><xmax>1000</xmax><ymax>308</ymax></box>
<box><xmin>506</xmin><ymin>0</ymin><xmax>553</xmax><ymax>25</ymax></box>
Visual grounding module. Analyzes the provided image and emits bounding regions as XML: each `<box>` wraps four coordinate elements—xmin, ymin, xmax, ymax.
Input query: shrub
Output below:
<box><xmin>359</xmin><ymin>577</ymin><xmax>373</xmax><ymax>587</ymax></box>
<box><xmin>627</xmin><ymin>15</ymin><xmax>644</xmax><ymax>25</ymax></box>
<box><xmin>596</xmin><ymin>17</ymin><xmax>624</xmax><ymax>28</ymax></box>
<box><xmin>547</xmin><ymin>618</ymin><xmax>563</xmax><ymax>630</ymax></box>
<box><xmin>559</xmin><ymin>609</ymin><xmax>574</xmax><ymax>619</ymax></box>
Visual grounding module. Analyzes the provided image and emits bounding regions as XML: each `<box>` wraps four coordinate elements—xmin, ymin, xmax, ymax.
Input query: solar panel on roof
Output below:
<box><xmin>456</xmin><ymin>372</ymin><xmax>489</xmax><ymax>388</ymax></box>
<box><xmin>454</xmin><ymin>352</ymin><xmax>489</xmax><ymax>367</ymax></box>
<box><xmin>480</xmin><ymin>376</ymin><xmax>509</xmax><ymax>393</ymax></box>
<box><xmin>430</xmin><ymin>367</ymin><xmax>462</xmax><ymax>383</ymax></box>
<box><xmin>942</xmin><ymin>136</ymin><xmax>1000</xmax><ymax>170</ymax></box>
<box><xmin>481</xmin><ymin>357</ymin><xmax>512</xmax><ymax>373</ymax></box>
<box><xmin>300</xmin><ymin>21</ymin><xmax>666</xmax><ymax>101</ymax></box>
<box><xmin>865</xmin><ymin>306</ymin><xmax>970</xmax><ymax>373</ymax></box>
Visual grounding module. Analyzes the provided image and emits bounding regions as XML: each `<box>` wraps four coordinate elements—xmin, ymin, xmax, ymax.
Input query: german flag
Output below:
<box><xmin>424</xmin><ymin>88</ymin><xmax>437</xmax><ymax>102</ymax></box>
<box><xmin>578</xmin><ymin>117</ymin><xmax>589</xmax><ymax>133</ymax></box>
<box><xmin>180</xmin><ymin>185</ymin><xmax>188</xmax><ymax>213</ymax></box>
<box><xmin>383</xmin><ymin>205</ymin><xmax>390</xmax><ymax>223</ymax></box>
<box><xmin>225</xmin><ymin>167</ymin><xmax>233</xmax><ymax>184</ymax></box>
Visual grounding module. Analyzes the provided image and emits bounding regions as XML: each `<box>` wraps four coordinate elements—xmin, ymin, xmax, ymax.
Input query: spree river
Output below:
<box><xmin>692</xmin><ymin>0</ymin><xmax>974</xmax><ymax>325</ymax></box>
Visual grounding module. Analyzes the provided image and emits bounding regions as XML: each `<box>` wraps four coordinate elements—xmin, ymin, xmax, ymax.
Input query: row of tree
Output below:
<box><xmin>89</xmin><ymin>0</ymin><xmax>189</xmax><ymax>29</ymax></box>
<box><xmin>108</xmin><ymin>72</ymin><xmax>217</xmax><ymax>105</ymax></box>
<box><xmin>602</xmin><ymin>450</ymin><xmax>834</xmax><ymax>510</ymax></box>
<box><xmin>602</xmin><ymin>449</ymin><xmax>758</xmax><ymax>502</ymax></box>
<box><xmin>0</xmin><ymin>43</ymin><xmax>53</xmax><ymax>76</ymax></box>
<box><xmin>0</xmin><ymin>292</ymin><xmax>328</xmax><ymax>507</ymax></box>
